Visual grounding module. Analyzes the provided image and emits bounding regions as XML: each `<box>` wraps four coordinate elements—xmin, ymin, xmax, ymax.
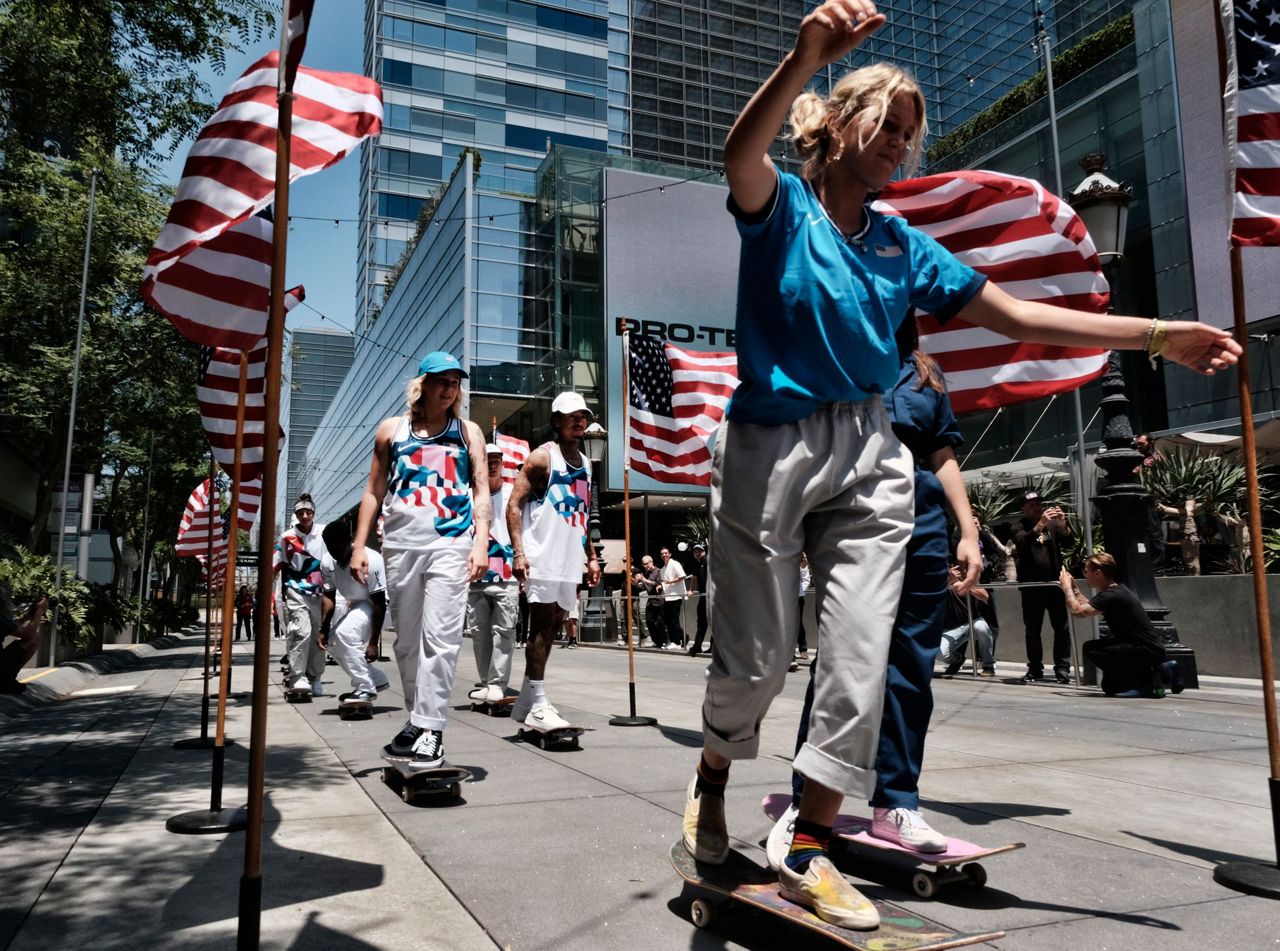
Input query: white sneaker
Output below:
<box><xmin>310</xmin><ymin>677</ymin><xmax>324</xmax><ymax>697</ymax></box>
<box><xmin>511</xmin><ymin>691</ymin><xmax>533</xmax><ymax>723</ymax></box>
<box><xmin>640</xmin><ymin>638</ymin><xmax>654</xmax><ymax>648</ymax></box>
<box><xmin>523</xmin><ymin>702</ymin><xmax>570</xmax><ymax>732</ymax></box>
<box><xmin>468</xmin><ymin>685</ymin><xmax>489</xmax><ymax>703</ymax></box>
<box><xmin>765</xmin><ymin>801</ymin><xmax>800</xmax><ymax>870</ymax></box>
<box><xmin>485</xmin><ymin>684</ymin><xmax>505</xmax><ymax>703</ymax></box>
<box><xmin>870</xmin><ymin>807</ymin><xmax>948</xmax><ymax>853</ymax></box>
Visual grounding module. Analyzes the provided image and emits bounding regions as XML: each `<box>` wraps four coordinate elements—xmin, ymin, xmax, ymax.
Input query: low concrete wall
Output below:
<box><xmin>988</xmin><ymin>574</ymin><xmax>1280</xmax><ymax>679</ymax></box>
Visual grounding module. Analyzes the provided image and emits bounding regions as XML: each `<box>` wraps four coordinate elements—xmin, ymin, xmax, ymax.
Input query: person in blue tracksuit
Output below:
<box><xmin>767</xmin><ymin>314</ymin><xmax>977</xmax><ymax>866</ymax></box>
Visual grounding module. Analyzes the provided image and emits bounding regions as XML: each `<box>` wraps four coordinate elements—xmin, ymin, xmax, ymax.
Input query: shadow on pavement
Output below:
<box><xmin>1120</xmin><ymin>830</ymin><xmax>1263</xmax><ymax>867</ymax></box>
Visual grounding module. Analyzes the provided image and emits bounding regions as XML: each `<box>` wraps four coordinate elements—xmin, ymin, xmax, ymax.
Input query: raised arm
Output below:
<box><xmin>723</xmin><ymin>0</ymin><xmax>885</xmax><ymax>214</ymax></box>
<box><xmin>1058</xmin><ymin>567</ymin><xmax>1101</xmax><ymax>617</ymax></box>
<box><xmin>352</xmin><ymin>417</ymin><xmax>396</xmax><ymax>583</ymax></box>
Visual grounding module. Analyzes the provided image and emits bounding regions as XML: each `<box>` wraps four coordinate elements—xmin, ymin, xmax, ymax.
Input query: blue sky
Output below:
<box><xmin>159</xmin><ymin>2</ymin><xmax>368</xmax><ymax>334</ymax></box>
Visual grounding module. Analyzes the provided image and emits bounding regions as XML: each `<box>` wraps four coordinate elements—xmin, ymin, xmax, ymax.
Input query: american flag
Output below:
<box><xmin>197</xmin><ymin>339</ymin><xmax>293</xmax><ymax>531</ymax></box>
<box><xmin>176</xmin><ymin>478</ymin><xmax>229</xmax><ymax>556</ymax></box>
<box><xmin>627</xmin><ymin>334</ymin><xmax>737</xmax><ymax>486</ymax></box>
<box><xmin>1221</xmin><ymin>0</ymin><xmax>1280</xmax><ymax>246</ymax></box>
<box><xmin>495</xmin><ymin>431</ymin><xmax>530</xmax><ymax>485</ymax></box>
<box><xmin>874</xmin><ymin>170</ymin><xmax>1110</xmax><ymax>413</ymax></box>
<box><xmin>141</xmin><ymin>51</ymin><xmax>382</xmax><ymax>348</ymax></box>
<box><xmin>198</xmin><ymin>548</ymin><xmax>229</xmax><ymax>587</ymax></box>
<box><xmin>282</xmin><ymin>0</ymin><xmax>316</xmax><ymax>95</ymax></box>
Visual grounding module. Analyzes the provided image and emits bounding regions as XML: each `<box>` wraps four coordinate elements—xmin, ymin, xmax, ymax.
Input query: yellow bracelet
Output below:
<box><xmin>1151</xmin><ymin>319</ymin><xmax>1169</xmax><ymax>356</ymax></box>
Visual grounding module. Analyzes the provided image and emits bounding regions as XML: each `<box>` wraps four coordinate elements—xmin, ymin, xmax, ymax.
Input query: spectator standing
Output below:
<box><xmin>659</xmin><ymin>547</ymin><xmax>688</xmax><ymax>650</ymax></box>
<box><xmin>1012</xmin><ymin>491</ymin><xmax>1073</xmax><ymax>683</ymax></box>
<box><xmin>235</xmin><ymin>585</ymin><xmax>254</xmax><ymax>641</ymax></box>
<box><xmin>687</xmin><ymin>543</ymin><xmax>709</xmax><ymax>657</ymax></box>
<box><xmin>634</xmin><ymin>555</ymin><xmax>665</xmax><ymax>648</ymax></box>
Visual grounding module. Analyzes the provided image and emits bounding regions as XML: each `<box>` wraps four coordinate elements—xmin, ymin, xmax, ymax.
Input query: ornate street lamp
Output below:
<box><xmin>1070</xmin><ymin>155</ymin><xmax>1197</xmax><ymax>688</ymax></box>
<box><xmin>581</xmin><ymin>421</ymin><xmax>608</xmax><ymax>642</ymax></box>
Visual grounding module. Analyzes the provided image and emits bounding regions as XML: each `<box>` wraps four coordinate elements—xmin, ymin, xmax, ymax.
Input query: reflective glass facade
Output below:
<box><xmin>279</xmin><ymin>329</ymin><xmax>355</xmax><ymax>526</ymax></box>
<box><xmin>358</xmin><ymin>0</ymin><xmax>611</xmax><ymax>328</ymax></box>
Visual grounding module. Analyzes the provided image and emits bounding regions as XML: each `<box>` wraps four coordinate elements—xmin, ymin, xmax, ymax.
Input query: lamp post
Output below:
<box><xmin>1070</xmin><ymin>155</ymin><xmax>1198</xmax><ymax>689</ymax></box>
<box><xmin>581</xmin><ymin>421</ymin><xmax>608</xmax><ymax>643</ymax></box>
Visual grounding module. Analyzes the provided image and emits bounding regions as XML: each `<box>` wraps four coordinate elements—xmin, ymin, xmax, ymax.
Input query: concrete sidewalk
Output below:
<box><xmin>2</xmin><ymin>628</ymin><xmax>1278</xmax><ymax>949</ymax></box>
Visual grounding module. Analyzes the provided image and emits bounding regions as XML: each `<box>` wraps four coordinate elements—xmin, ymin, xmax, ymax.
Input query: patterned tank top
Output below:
<box><xmin>382</xmin><ymin>415</ymin><xmax>473</xmax><ymax>550</ymax></box>
<box><xmin>521</xmin><ymin>443</ymin><xmax>591</xmax><ymax>582</ymax></box>
<box><xmin>478</xmin><ymin>482</ymin><xmax>514</xmax><ymax>584</ymax></box>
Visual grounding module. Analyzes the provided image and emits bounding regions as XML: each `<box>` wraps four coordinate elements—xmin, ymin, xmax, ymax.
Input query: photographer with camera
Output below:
<box><xmin>1013</xmin><ymin>490</ymin><xmax>1074</xmax><ymax>683</ymax></box>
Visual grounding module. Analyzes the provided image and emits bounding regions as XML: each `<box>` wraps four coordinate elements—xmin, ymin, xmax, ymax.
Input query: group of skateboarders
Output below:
<box><xmin>263</xmin><ymin>0</ymin><xmax>1242</xmax><ymax>935</ymax></box>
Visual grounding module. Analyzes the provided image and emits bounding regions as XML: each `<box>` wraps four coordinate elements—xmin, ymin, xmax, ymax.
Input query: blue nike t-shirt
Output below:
<box><xmin>727</xmin><ymin>169</ymin><xmax>987</xmax><ymax>426</ymax></box>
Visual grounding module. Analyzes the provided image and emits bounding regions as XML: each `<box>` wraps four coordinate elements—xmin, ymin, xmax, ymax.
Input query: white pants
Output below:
<box><xmin>330</xmin><ymin>600</ymin><xmax>389</xmax><ymax>694</ymax></box>
<box><xmin>385</xmin><ymin>545</ymin><xmax>469</xmax><ymax>730</ymax></box>
<box><xmin>702</xmin><ymin>399</ymin><xmax>914</xmax><ymax>798</ymax></box>
<box><xmin>938</xmin><ymin>618</ymin><xmax>996</xmax><ymax>670</ymax></box>
<box><xmin>283</xmin><ymin>589</ymin><xmax>325</xmax><ymax>681</ymax></box>
<box><xmin>467</xmin><ymin>582</ymin><xmax>518</xmax><ymax>687</ymax></box>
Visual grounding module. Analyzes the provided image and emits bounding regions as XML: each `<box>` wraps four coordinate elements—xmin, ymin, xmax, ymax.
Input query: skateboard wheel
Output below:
<box><xmin>450</xmin><ymin>783</ymin><xmax>461</xmax><ymax>798</ymax></box>
<box><xmin>690</xmin><ymin>898</ymin><xmax>713</xmax><ymax>929</ymax></box>
<box><xmin>964</xmin><ymin>862</ymin><xmax>988</xmax><ymax>888</ymax></box>
<box><xmin>571</xmin><ymin>738</ymin><xmax>580</xmax><ymax>750</ymax></box>
<box><xmin>380</xmin><ymin>768</ymin><xmax>392</xmax><ymax>786</ymax></box>
<box><xmin>400</xmin><ymin>784</ymin><xmax>414</xmax><ymax>804</ymax></box>
<box><xmin>911</xmin><ymin>871</ymin><xmax>939</xmax><ymax>899</ymax></box>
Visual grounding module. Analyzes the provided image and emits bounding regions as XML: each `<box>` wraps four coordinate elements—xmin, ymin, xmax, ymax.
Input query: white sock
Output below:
<box><xmin>529</xmin><ymin>679</ymin><xmax>546</xmax><ymax>706</ymax></box>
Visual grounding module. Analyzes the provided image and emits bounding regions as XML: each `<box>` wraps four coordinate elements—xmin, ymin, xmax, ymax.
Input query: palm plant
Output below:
<box><xmin>1140</xmin><ymin>448</ymin><xmax>1253</xmax><ymax>520</ymax></box>
<box><xmin>966</xmin><ymin>481</ymin><xmax>1017</xmax><ymax>526</ymax></box>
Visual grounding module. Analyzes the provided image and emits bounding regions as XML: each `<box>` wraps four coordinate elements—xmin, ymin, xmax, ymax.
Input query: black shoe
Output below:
<box><xmin>1160</xmin><ymin>660</ymin><xmax>1185</xmax><ymax>694</ymax></box>
<box><xmin>1020</xmin><ymin>672</ymin><xmax>1043</xmax><ymax>684</ymax></box>
<box><xmin>385</xmin><ymin>721</ymin><xmax>424</xmax><ymax>757</ymax></box>
<box><xmin>942</xmin><ymin>663</ymin><xmax>963</xmax><ymax>678</ymax></box>
<box><xmin>409</xmin><ymin>730</ymin><xmax>444</xmax><ymax>770</ymax></box>
<box><xmin>1054</xmin><ymin>672</ymin><xmax>1071</xmax><ymax>684</ymax></box>
<box><xmin>687</xmin><ymin>644</ymin><xmax>702</xmax><ymax>657</ymax></box>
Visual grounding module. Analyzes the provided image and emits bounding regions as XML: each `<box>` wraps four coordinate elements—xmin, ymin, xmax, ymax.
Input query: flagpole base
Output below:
<box><xmin>166</xmin><ymin>806</ymin><xmax>248</xmax><ymax>835</ymax></box>
<box><xmin>1214</xmin><ymin>862</ymin><xmax>1280</xmax><ymax>900</ymax></box>
<box><xmin>609</xmin><ymin>715</ymin><xmax>657</xmax><ymax>727</ymax></box>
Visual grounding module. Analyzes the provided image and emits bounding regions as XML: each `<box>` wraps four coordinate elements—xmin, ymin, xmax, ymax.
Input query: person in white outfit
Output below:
<box><xmin>467</xmin><ymin>444</ymin><xmax>519</xmax><ymax>703</ymax></box>
<box><xmin>351</xmin><ymin>351</ymin><xmax>489</xmax><ymax>771</ymax></box>
<box><xmin>319</xmin><ymin>520</ymin><xmax>391</xmax><ymax>703</ymax></box>
<box><xmin>274</xmin><ymin>494</ymin><xmax>327</xmax><ymax>697</ymax></box>
<box><xmin>507</xmin><ymin>392</ymin><xmax>600</xmax><ymax>732</ymax></box>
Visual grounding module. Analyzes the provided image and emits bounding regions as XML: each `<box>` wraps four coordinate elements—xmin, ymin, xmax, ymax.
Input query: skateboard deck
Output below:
<box><xmin>517</xmin><ymin>724</ymin><xmax>584</xmax><ymax>749</ymax></box>
<box><xmin>470</xmin><ymin>695</ymin><xmax>516</xmax><ymax>716</ymax></box>
<box><xmin>670</xmin><ymin>842</ymin><xmax>1003</xmax><ymax>949</ymax></box>
<box><xmin>763</xmin><ymin>793</ymin><xmax>1025</xmax><ymax>898</ymax></box>
<box><xmin>338</xmin><ymin>697</ymin><xmax>372</xmax><ymax>720</ymax></box>
<box><xmin>379</xmin><ymin>753</ymin><xmax>471</xmax><ymax>804</ymax></box>
<box><xmin>283</xmin><ymin>686</ymin><xmax>312</xmax><ymax>703</ymax></box>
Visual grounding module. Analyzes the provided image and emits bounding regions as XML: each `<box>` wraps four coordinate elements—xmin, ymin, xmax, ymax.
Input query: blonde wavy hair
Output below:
<box><xmin>406</xmin><ymin>373</ymin><xmax>464</xmax><ymax>423</ymax></box>
<box><xmin>789</xmin><ymin>63</ymin><xmax>927</xmax><ymax>182</ymax></box>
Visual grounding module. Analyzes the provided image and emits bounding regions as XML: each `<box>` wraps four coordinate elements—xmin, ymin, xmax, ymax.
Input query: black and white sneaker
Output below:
<box><xmin>408</xmin><ymin>729</ymin><xmax>444</xmax><ymax>770</ymax></box>
<box><xmin>384</xmin><ymin>721</ymin><xmax>424</xmax><ymax>757</ymax></box>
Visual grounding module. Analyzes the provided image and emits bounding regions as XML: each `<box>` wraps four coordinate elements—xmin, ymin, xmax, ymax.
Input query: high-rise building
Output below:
<box><xmin>278</xmin><ymin>328</ymin><xmax>355</xmax><ymax>526</ymax></box>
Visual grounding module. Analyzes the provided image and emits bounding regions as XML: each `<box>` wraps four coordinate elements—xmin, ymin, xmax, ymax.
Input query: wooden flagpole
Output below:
<box><xmin>168</xmin><ymin>352</ymin><xmax>249</xmax><ymax>834</ymax></box>
<box><xmin>175</xmin><ymin>453</ymin><xmax>218</xmax><ymax>750</ymax></box>
<box><xmin>240</xmin><ymin>5</ymin><xmax>293</xmax><ymax>941</ymax></box>
<box><xmin>1213</xmin><ymin>244</ymin><xmax>1280</xmax><ymax>897</ymax></box>
<box><xmin>1212</xmin><ymin>0</ymin><xmax>1280</xmax><ymax>900</ymax></box>
<box><xmin>611</xmin><ymin>328</ymin><xmax>655</xmax><ymax>727</ymax></box>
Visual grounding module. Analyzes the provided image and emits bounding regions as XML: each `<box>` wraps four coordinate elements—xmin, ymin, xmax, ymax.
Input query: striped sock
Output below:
<box><xmin>694</xmin><ymin>755</ymin><xmax>729</xmax><ymax>798</ymax></box>
<box><xmin>784</xmin><ymin>819</ymin><xmax>831</xmax><ymax>873</ymax></box>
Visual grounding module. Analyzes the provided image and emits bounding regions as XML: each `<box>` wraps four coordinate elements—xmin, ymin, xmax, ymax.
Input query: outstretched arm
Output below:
<box><xmin>958</xmin><ymin>282</ymin><xmax>1241</xmax><ymax>376</ymax></box>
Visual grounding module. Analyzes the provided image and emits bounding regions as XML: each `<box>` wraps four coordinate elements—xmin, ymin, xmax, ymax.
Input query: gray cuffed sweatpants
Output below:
<box><xmin>701</xmin><ymin>398</ymin><xmax>914</xmax><ymax>798</ymax></box>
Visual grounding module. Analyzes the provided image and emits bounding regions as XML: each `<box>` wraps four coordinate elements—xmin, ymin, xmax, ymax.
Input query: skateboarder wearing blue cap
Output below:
<box><xmin>351</xmin><ymin>351</ymin><xmax>490</xmax><ymax>771</ymax></box>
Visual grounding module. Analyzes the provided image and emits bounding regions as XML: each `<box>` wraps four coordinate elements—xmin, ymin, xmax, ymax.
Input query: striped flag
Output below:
<box><xmin>495</xmin><ymin>432</ymin><xmax>530</xmax><ymax>485</ymax></box>
<box><xmin>141</xmin><ymin>50</ymin><xmax>382</xmax><ymax>348</ymax></box>
<box><xmin>197</xmin><ymin>331</ymin><xmax>298</xmax><ymax>532</ymax></box>
<box><xmin>176</xmin><ymin>479</ymin><xmax>229</xmax><ymax>556</ymax></box>
<box><xmin>198</xmin><ymin>548</ymin><xmax>229</xmax><ymax>587</ymax></box>
<box><xmin>874</xmin><ymin>170</ymin><xmax>1110</xmax><ymax>413</ymax></box>
<box><xmin>1220</xmin><ymin>0</ymin><xmax>1280</xmax><ymax>246</ymax></box>
<box><xmin>282</xmin><ymin>0</ymin><xmax>316</xmax><ymax>94</ymax></box>
<box><xmin>626</xmin><ymin>334</ymin><xmax>737</xmax><ymax>486</ymax></box>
